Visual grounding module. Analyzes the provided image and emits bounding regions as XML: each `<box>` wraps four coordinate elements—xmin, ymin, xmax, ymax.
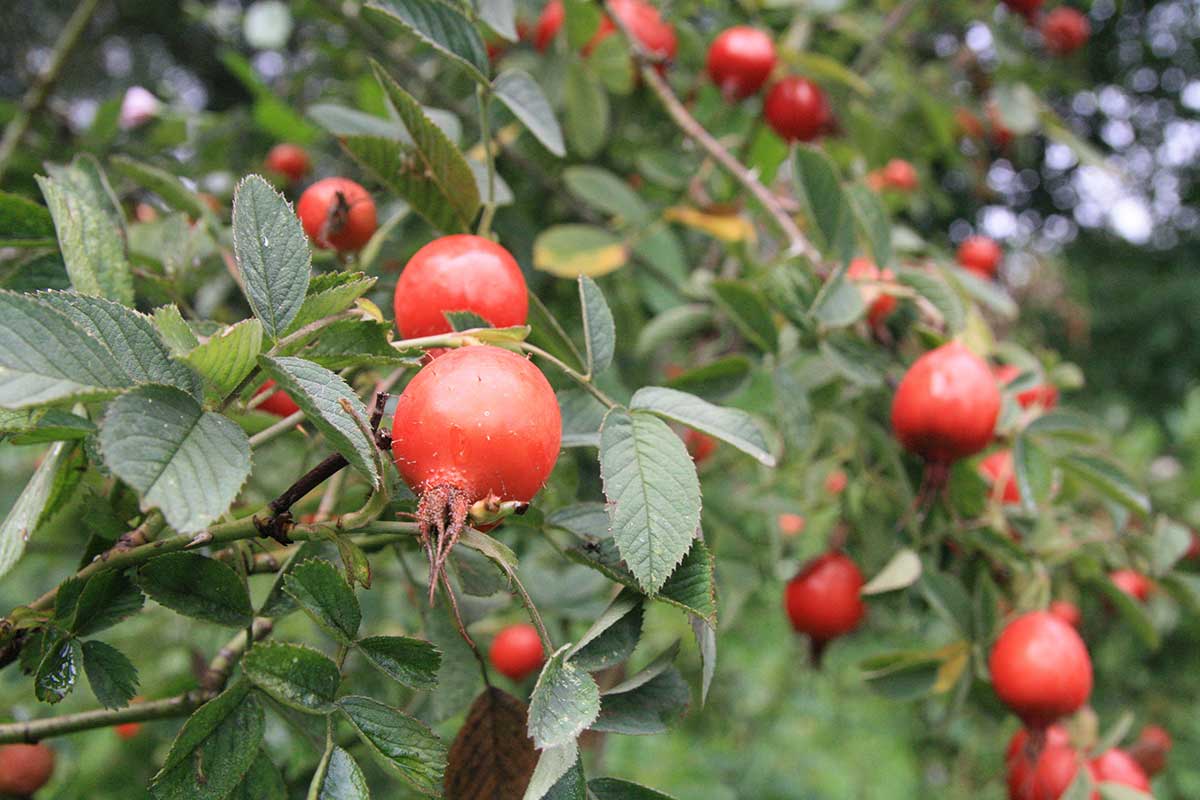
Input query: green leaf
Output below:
<box><xmin>1058</xmin><ymin>454</ymin><xmax>1150</xmax><ymax>516</ymax></box>
<box><xmin>588</xmin><ymin>34</ymin><xmax>635</xmax><ymax>95</ymax></box>
<box><xmin>809</xmin><ymin>265</ymin><xmax>865</xmax><ymax>328</ymax></box>
<box><xmin>1150</xmin><ymin>516</ymin><xmax>1193</xmax><ymax>577</ymax></box>
<box><xmin>0</xmin><ymin>191</ymin><xmax>55</xmax><ymax>246</ymax></box>
<box><xmin>564</xmin><ymin>60</ymin><xmax>609</xmax><ymax>158</ymax></box>
<box><xmin>563</xmin><ymin>167</ymin><xmax>648</xmax><ymax>224</ymax></box>
<box><xmin>136</xmin><ymin>552</ymin><xmax>254</xmax><ymax>628</ymax></box>
<box><xmin>478</xmin><ymin>0</ymin><xmax>517</xmax><ymax>39</ymax></box>
<box><xmin>534</xmin><ymin>225</ymin><xmax>628</xmax><ymax>279</ymax></box>
<box><xmin>947</xmin><ymin>265</ymin><xmax>1019</xmax><ymax>320</ymax></box>
<box><xmin>109</xmin><ymin>155</ymin><xmax>210</xmax><ymax>220</ymax></box>
<box><xmin>0</xmin><ymin>440</ymin><xmax>75</xmax><ymax>579</ymax></box>
<box><xmin>356</xmin><ymin>635</ymin><xmax>442</xmax><ymax>690</ymax></box>
<box><xmin>363</xmin><ymin>0</ymin><xmax>490</xmax><ymax>83</ymax></box>
<box><xmin>859</xmin><ymin>650</ymin><xmax>942</xmax><ymax>700</ymax></box>
<box><xmin>82</xmin><ymin>639</ymin><xmax>139</xmax><ymax>709</ymax></box>
<box><xmin>664</xmin><ymin>356</ymin><xmax>749</xmax><ymax>401</ymax></box>
<box><xmin>152</xmin><ymin>305</ymin><xmax>199</xmax><ymax>356</ymax></box>
<box><xmin>919</xmin><ymin>570</ymin><xmax>973</xmax><ymax>634</ymax></box>
<box><xmin>180</xmin><ymin>319</ymin><xmax>264</xmax><ymax>401</ymax></box>
<box><xmin>443</xmin><ymin>688</ymin><xmax>538</xmax><ymax>800</ymax></box>
<box><xmin>792</xmin><ymin>147</ymin><xmax>854</xmax><ymax>264</ymax></box>
<box><xmin>689</xmin><ymin>612</ymin><xmax>716</xmax><ymax>705</ymax></box>
<box><xmin>68</xmin><ymin>571</ymin><xmax>145</xmax><ymax>636</ymax></box>
<box><xmin>282</xmin><ymin>559</ymin><xmax>362</xmax><ymax>644</ymax></box>
<box><xmin>524</xmin><ymin>743</ymin><xmax>581</xmax><ymax>800</ymax></box>
<box><xmin>244</xmin><ymin>642</ymin><xmax>341</xmax><ymax>713</ymax></box>
<box><xmin>592</xmin><ymin>666</ymin><xmax>688</xmax><ymax>735</ymax></box>
<box><xmin>0</xmin><ymin>252</ymin><xmax>70</xmax><ymax>293</ymax></box>
<box><xmin>309</xmin><ymin>747</ymin><xmax>368</xmax><ymax>800</ymax></box>
<box><xmin>1024</xmin><ymin>410</ymin><xmax>1101</xmax><ymax>443</ymax></box>
<box><xmin>339</xmin><ymin>695</ymin><xmax>448</xmax><ymax>794</ymax></box>
<box><xmin>861</xmin><ymin>548</ymin><xmax>921</xmax><ymax>595</ymax></box>
<box><xmin>819</xmin><ymin>335</ymin><xmax>886</xmax><ymax>388</ymax></box>
<box><xmin>588</xmin><ymin>778</ymin><xmax>678</xmax><ymax>800</ymax></box>
<box><xmin>1089</xmin><ymin>573</ymin><xmax>1159</xmax><ymax>649</ymax></box>
<box><xmin>2</xmin><ymin>408</ymin><xmax>93</xmax><ymax>444</ymax></box>
<box><xmin>634</xmin><ymin>305</ymin><xmax>712</xmax><ymax>360</ymax></box>
<box><xmin>151</xmin><ymin>681</ymin><xmax>265</xmax><ymax>800</ymax></box>
<box><xmin>846</xmin><ymin>185</ymin><xmax>892</xmax><ymax>267</ymax></box>
<box><xmin>232</xmin><ymin>175</ymin><xmax>312</xmax><ymax>339</ymax></box>
<box><xmin>527</xmin><ymin>645</ymin><xmax>602</xmax><ymax>749</ymax></box>
<box><xmin>228</xmin><ymin>752</ymin><xmax>287</xmax><ymax>800</ymax></box>
<box><xmin>35</xmin><ymin>635</ymin><xmax>81</xmax><ymax>704</ymax></box>
<box><xmin>99</xmin><ymin>385</ymin><xmax>251</xmax><ymax>533</ymax></box>
<box><xmin>709</xmin><ymin>280</ymin><xmax>778</xmax><ymax>352</ymax></box>
<box><xmin>37</xmin><ymin>291</ymin><xmax>202</xmax><ymax>399</ymax></box>
<box><xmin>307</xmin><ymin>103</ymin><xmax>407</xmax><ymax>139</ymax></box>
<box><xmin>568</xmin><ymin>589</ymin><xmax>643</xmax><ymax>672</ymax></box>
<box><xmin>599</xmin><ymin>409</ymin><xmax>702</xmax><ymax>594</ymax></box>
<box><xmin>0</xmin><ymin>292</ymin><xmax>132</xmax><ymax>408</ymax></box>
<box><xmin>35</xmin><ymin>154</ymin><xmax>134</xmax><ymax>305</ymax></box>
<box><xmin>493</xmin><ymin>69</ymin><xmax>565</xmax><ymax>156</ymax></box>
<box><xmin>897</xmin><ymin>268</ymin><xmax>965</xmax><ymax>334</ymax></box>
<box><xmin>630</xmin><ymin>386</ymin><xmax>775</xmax><ymax>466</ymax></box>
<box><xmin>218</xmin><ymin>49</ymin><xmax>320</xmax><ymax>143</ymax></box>
<box><xmin>285</xmin><ymin>272</ymin><xmax>377</xmax><ymax>335</ymax></box>
<box><xmin>1013</xmin><ymin>434</ymin><xmax>1054</xmax><ymax>512</ymax></box>
<box><xmin>578</xmin><ymin>276</ymin><xmax>615</xmax><ymax>375</ymax></box>
<box><xmin>558</xmin><ymin>389</ymin><xmax>605</xmax><ymax>448</ymax></box>
<box><xmin>258</xmin><ymin>356</ymin><xmax>380</xmax><ymax>487</ymax></box>
<box><xmin>298</xmin><ymin>319</ymin><xmax>412</xmax><ymax>371</ymax></box>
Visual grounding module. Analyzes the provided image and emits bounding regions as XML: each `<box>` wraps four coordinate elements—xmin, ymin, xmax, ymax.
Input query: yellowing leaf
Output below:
<box><xmin>932</xmin><ymin>641</ymin><xmax>969</xmax><ymax>694</ymax></box>
<box><xmin>533</xmin><ymin>225</ymin><xmax>628</xmax><ymax>278</ymax></box>
<box><xmin>355</xmin><ymin>297</ymin><xmax>384</xmax><ymax>322</ymax></box>
<box><xmin>664</xmin><ymin>206</ymin><xmax>756</xmax><ymax>243</ymax></box>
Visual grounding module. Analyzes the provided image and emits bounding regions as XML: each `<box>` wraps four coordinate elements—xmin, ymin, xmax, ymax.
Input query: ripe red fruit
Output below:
<box><xmin>1022</xmin><ymin>744</ymin><xmax>1093</xmax><ymax>800</ymax></box>
<box><xmin>254</xmin><ymin>379</ymin><xmax>300</xmax><ymax>418</ymax></box>
<box><xmin>1091</xmin><ymin>749</ymin><xmax>1151</xmax><ymax>793</ymax></box>
<box><xmin>0</xmin><ymin>743</ymin><xmax>55</xmax><ymax>796</ymax></box>
<box><xmin>847</xmin><ymin>258</ymin><xmax>897</xmax><ymax>327</ymax></box>
<box><xmin>777</xmin><ymin>513</ymin><xmax>806</xmax><ymax>537</ymax></box>
<box><xmin>297</xmin><ymin>177</ymin><xmax>377</xmax><ymax>252</ymax></box>
<box><xmin>265</xmin><ymin>143</ymin><xmax>311</xmax><ymax>183</ymax></box>
<box><xmin>989</xmin><ymin>611</ymin><xmax>1093</xmax><ymax>728</ymax></box>
<box><xmin>684</xmin><ymin>429</ymin><xmax>717</xmax><ymax>464</ymax></box>
<box><xmin>391</xmin><ymin>346</ymin><xmax>561</xmax><ymax>590</ymax></box>
<box><xmin>1048</xmin><ymin>600</ymin><xmax>1081</xmax><ymax>629</ymax></box>
<box><xmin>115</xmin><ymin>721</ymin><xmax>142</xmax><ymax>740</ymax></box>
<box><xmin>1041</xmin><ymin>7</ymin><xmax>1090</xmax><ymax>54</ymax></box>
<box><xmin>393</xmin><ymin>235</ymin><xmax>529</xmax><ymax>339</ymax></box>
<box><xmin>980</xmin><ymin>450</ymin><xmax>1021</xmax><ymax>505</ymax></box>
<box><xmin>1130</xmin><ymin>725</ymin><xmax>1172</xmax><ymax>776</ymax></box>
<box><xmin>957</xmin><ymin>235</ymin><xmax>1003</xmax><ymax>278</ymax></box>
<box><xmin>532</xmin><ymin>0</ymin><xmax>564</xmax><ymax>51</ymax></box>
<box><xmin>1110</xmin><ymin>569</ymin><xmax>1152</xmax><ymax>602</ymax></box>
<box><xmin>599</xmin><ymin>0</ymin><xmax>676</xmax><ymax>61</ymax></box>
<box><xmin>824</xmin><ymin>469</ymin><xmax>847</xmax><ymax>495</ymax></box>
<box><xmin>987</xmin><ymin>103</ymin><xmax>1016</xmax><ymax>149</ymax></box>
<box><xmin>706</xmin><ymin>27</ymin><xmax>777</xmax><ymax>100</ymax></box>
<box><xmin>764</xmin><ymin>77</ymin><xmax>831</xmax><ymax>142</ymax></box>
<box><xmin>876</xmin><ymin>159</ymin><xmax>919</xmax><ymax>192</ymax></box>
<box><xmin>784</xmin><ymin>552</ymin><xmax>866</xmax><ymax>643</ymax></box>
<box><xmin>1007</xmin><ymin>724</ymin><xmax>1071</xmax><ymax>799</ymax></box>
<box><xmin>1002</xmin><ymin>0</ymin><xmax>1045</xmax><ymax>22</ymax></box>
<box><xmin>489</xmin><ymin>623</ymin><xmax>544</xmax><ymax>681</ymax></box>
<box><xmin>994</xmin><ymin>364</ymin><xmax>1060</xmax><ymax>411</ymax></box>
<box><xmin>891</xmin><ymin>342</ymin><xmax>1002</xmax><ymax>465</ymax></box>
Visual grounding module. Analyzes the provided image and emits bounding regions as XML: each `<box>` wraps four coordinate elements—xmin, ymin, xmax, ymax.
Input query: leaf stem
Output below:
<box><xmin>247</xmin><ymin>410</ymin><xmax>305</xmax><ymax>448</ymax></box>
<box><xmin>520</xmin><ymin>343</ymin><xmax>617</xmax><ymax>408</ymax></box>
<box><xmin>476</xmin><ymin>85</ymin><xmax>498</xmax><ymax>237</ymax></box>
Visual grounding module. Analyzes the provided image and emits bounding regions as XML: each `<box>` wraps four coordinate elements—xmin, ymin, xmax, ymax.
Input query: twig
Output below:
<box><xmin>852</xmin><ymin>0</ymin><xmax>921</xmax><ymax>75</ymax></box>
<box><xmin>247</xmin><ymin>410</ymin><xmax>305</xmax><ymax>449</ymax></box>
<box><xmin>520</xmin><ymin>343</ymin><xmax>617</xmax><ymax>408</ymax></box>
<box><xmin>476</xmin><ymin>85</ymin><xmax>498</xmax><ymax>236</ymax></box>
<box><xmin>602</xmin><ymin>1</ymin><xmax>819</xmax><ymax>263</ymax></box>
<box><xmin>0</xmin><ymin>0</ymin><xmax>103</xmax><ymax>183</ymax></box>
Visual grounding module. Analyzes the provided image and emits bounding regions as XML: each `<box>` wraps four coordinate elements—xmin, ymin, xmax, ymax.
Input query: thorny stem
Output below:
<box><xmin>0</xmin><ymin>0</ymin><xmax>102</xmax><ymax>184</ymax></box>
<box><xmin>0</xmin><ymin>619</ymin><xmax>273</xmax><ymax>744</ymax></box>
<box><xmin>476</xmin><ymin>85</ymin><xmax>498</xmax><ymax>237</ymax></box>
<box><xmin>519</xmin><ymin>343</ymin><xmax>618</xmax><ymax>409</ymax></box>
<box><xmin>602</xmin><ymin>0</ymin><xmax>820</xmax><ymax>264</ymax></box>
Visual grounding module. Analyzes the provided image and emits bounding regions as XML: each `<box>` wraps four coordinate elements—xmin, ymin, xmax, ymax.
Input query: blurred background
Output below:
<box><xmin>2</xmin><ymin>0</ymin><xmax>1200</xmax><ymax>798</ymax></box>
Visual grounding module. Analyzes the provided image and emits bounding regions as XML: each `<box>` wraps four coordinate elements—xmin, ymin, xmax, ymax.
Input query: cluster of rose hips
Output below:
<box><xmin>1003</xmin><ymin>0</ymin><xmax>1091</xmax><ymax>55</ymax></box>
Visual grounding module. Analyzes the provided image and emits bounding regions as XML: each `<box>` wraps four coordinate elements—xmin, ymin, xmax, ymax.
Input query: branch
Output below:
<box><xmin>0</xmin><ymin>619</ymin><xmax>272</xmax><ymax>744</ymax></box>
<box><xmin>0</xmin><ymin>0</ymin><xmax>102</xmax><ymax>184</ymax></box>
<box><xmin>602</xmin><ymin>1</ymin><xmax>821</xmax><ymax>263</ymax></box>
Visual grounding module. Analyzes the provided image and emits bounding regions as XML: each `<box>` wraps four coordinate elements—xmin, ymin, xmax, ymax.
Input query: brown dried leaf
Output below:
<box><xmin>444</xmin><ymin>687</ymin><xmax>538</xmax><ymax>800</ymax></box>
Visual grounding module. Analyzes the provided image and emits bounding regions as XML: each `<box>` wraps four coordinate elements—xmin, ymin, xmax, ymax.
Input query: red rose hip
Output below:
<box><xmin>979</xmin><ymin>449</ymin><xmax>1021</xmax><ymax>505</ymax></box>
<box><xmin>254</xmin><ymin>379</ymin><xmax>300</xmax><ymax>418</ymax></box>
<box><xmin>532</xmin><ymin>0</ymin><xmax>564</xmax><ymax>51</ymax></box>
<box><xmin>706</xmin><ymin>27</ymin><xmax>777</xmax><ymax>100</ymax></box>
<box><xmin>957</xmin><ymin>235</ymin><xmax>1003</xmax><ymax>278</ymax></box>
<box><xmin>764</xmin><ymin>77</ymin><xmax>831</xmax><ymax>142</ymax></box>
<box><xmin>296</xmin><ymin>177</ymin><xmax>377</xmax><ymax>252</ymax></box>
<box><xmin>784</xmin><ymin>552</ymin><xmax>866</xmax><ymax>643</ymax></box>
<box><xmin>393</xmin><ymin>235</ymin><xmax>529</xmax><ymax>339</ymax></box>
<box><xmin>891</xmin><ymin>342</ymin><xmax>1002</xmax><ymax>464</ymax></box>
<box><xmin>1048</xmin><ymin>600</ymin><xmax>1081</xmax><ymax>629</ymax></box>
<box><xmin>1091</xmin><ymin>749</ymin><xmax>1151</xmax><ymax>793</ymax></box>
<box><xmin>0</xmin><ymin>743</ymin><xmax>55</xmax><ymax>796</ymax></box>
<box><xmin>1042</xmin><ymin>7</ymin><xmax>1090</xmax><ymax>55</ymax></box>
<box><xmin>847</xmin><ymin>258</ymin><xmax>897</xmax><ymax>327</ymax></box>
<box><xmin>1130</xmin><ymin>725</ymin><xmax>1172</xmax><ymax>776</ymax></box>
<box><xmin>1002</xmin><ymin>0</ymin><xmax>1045</xmax><ymax>21</ymax></box>
<box><xmin>1110</xmin><ymin>569</ymin><xmax>1152</xmax><ymax>602</ymax></box>
<box><xmin>265</xmin><ymin>143</ymin><xmax>311</xmax><ymax>183</ymax></box>
<box><xmin>989</xmin><ymin>611</ymin><xmax>1093</xmax><ymax>728</ymax></box>
<box><xmin>489</xmin><ymin>623</ymin><xmax>545</xmax><ymax>681</ymax></box>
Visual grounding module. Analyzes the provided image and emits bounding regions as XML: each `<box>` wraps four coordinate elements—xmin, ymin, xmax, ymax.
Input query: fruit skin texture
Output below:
<box><xmin>764</xmin><ymin>77</ymin><xmax>831</xmax><ymax>142</ymax></box>
<box><xmin>1090</xmin><ymin>749</ymin><xmax>1151</xmax><ymax>793</ymax></box>
<box><xmin>489</xmin><ymin>623</ymin><xmax>544</xmax><ymax>681</ymax></box>
<box><xmin>255</xmin><ymin>379</ymin><xmax>300</xmax><ymax>418</ymax></box>
<box><xmin>390</xmin><ymin>346</ymin><xmax>561</xmax><ymax>503</ymax></box>
<box><xmin>989</xmin><ymin>611</ymin><xmax>1093</xmax><ymax>728</ymax></box>
<box><xmin>0</xmin><ymin>743</ymin><xmax>55</xmax><ymax>795</ymax></box>
<box><xmin>297</xmin><ymin>177</ymin><xmax>377</xmax><ymax>252</ymax></box>
<box><xmin>393</xmin><ymin>235</ymin><xmax>529</xmax><ymax>339</ymax></box>
<box><xmin>533</xmin><ymin>0</ymin><xmax>564</xmax><ymax>51</ymax></box>
<box><xmin>891</xmin><ymin>342</ymin><xmax>1002</xmax><ymax>464</ymax></box>
<box><xmin>980</xmin><ymin>450</ymin><xmax>1021</xmax><ymax>504</ymax></box>
<box><xmin>1130</xmin><ymin>725</ymin><xmax>1172</xmax><ymax>776</ymax></box>
<box><xmin>1110</xmin><ymin>569</ymin><xmax>1152</xmax><ymax>602</ymax></box>
<box><xmin>957</xmin><ymin>235</ymin><xmax>1003</xmax><ymax>278</ymax></box>
<box><xmin>1048</xmin><ymin>600</ymin><xmax>1081</xmax><ymax>629</ymax></box>
<box><xmin>706</xmin><ymin>27</ymin><xmax>777</xmax><ymax>100</ymax></box>
<box><xmin>1042</xmin><ymin>7</ymin><xmax>1090</xmax><ymax>55</ymax></box>
<box><xmin>994</xmin><ymin>364</ymin><xmax>1060</xmax><ymax>410</ymax></box>
<box><xmin>265</xmin><ymin>143</ymin><xmax>311</xmax><ymax>183</ymax></box>
<box><xmin>847</xmin><ymin>258</ymin><xmax>897</xmax><ymax>327</ymax></box>
<box><xmin>784</xmin><ymin>552</ymin><xmax>866</xmax><ymax>643</ymax></box>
